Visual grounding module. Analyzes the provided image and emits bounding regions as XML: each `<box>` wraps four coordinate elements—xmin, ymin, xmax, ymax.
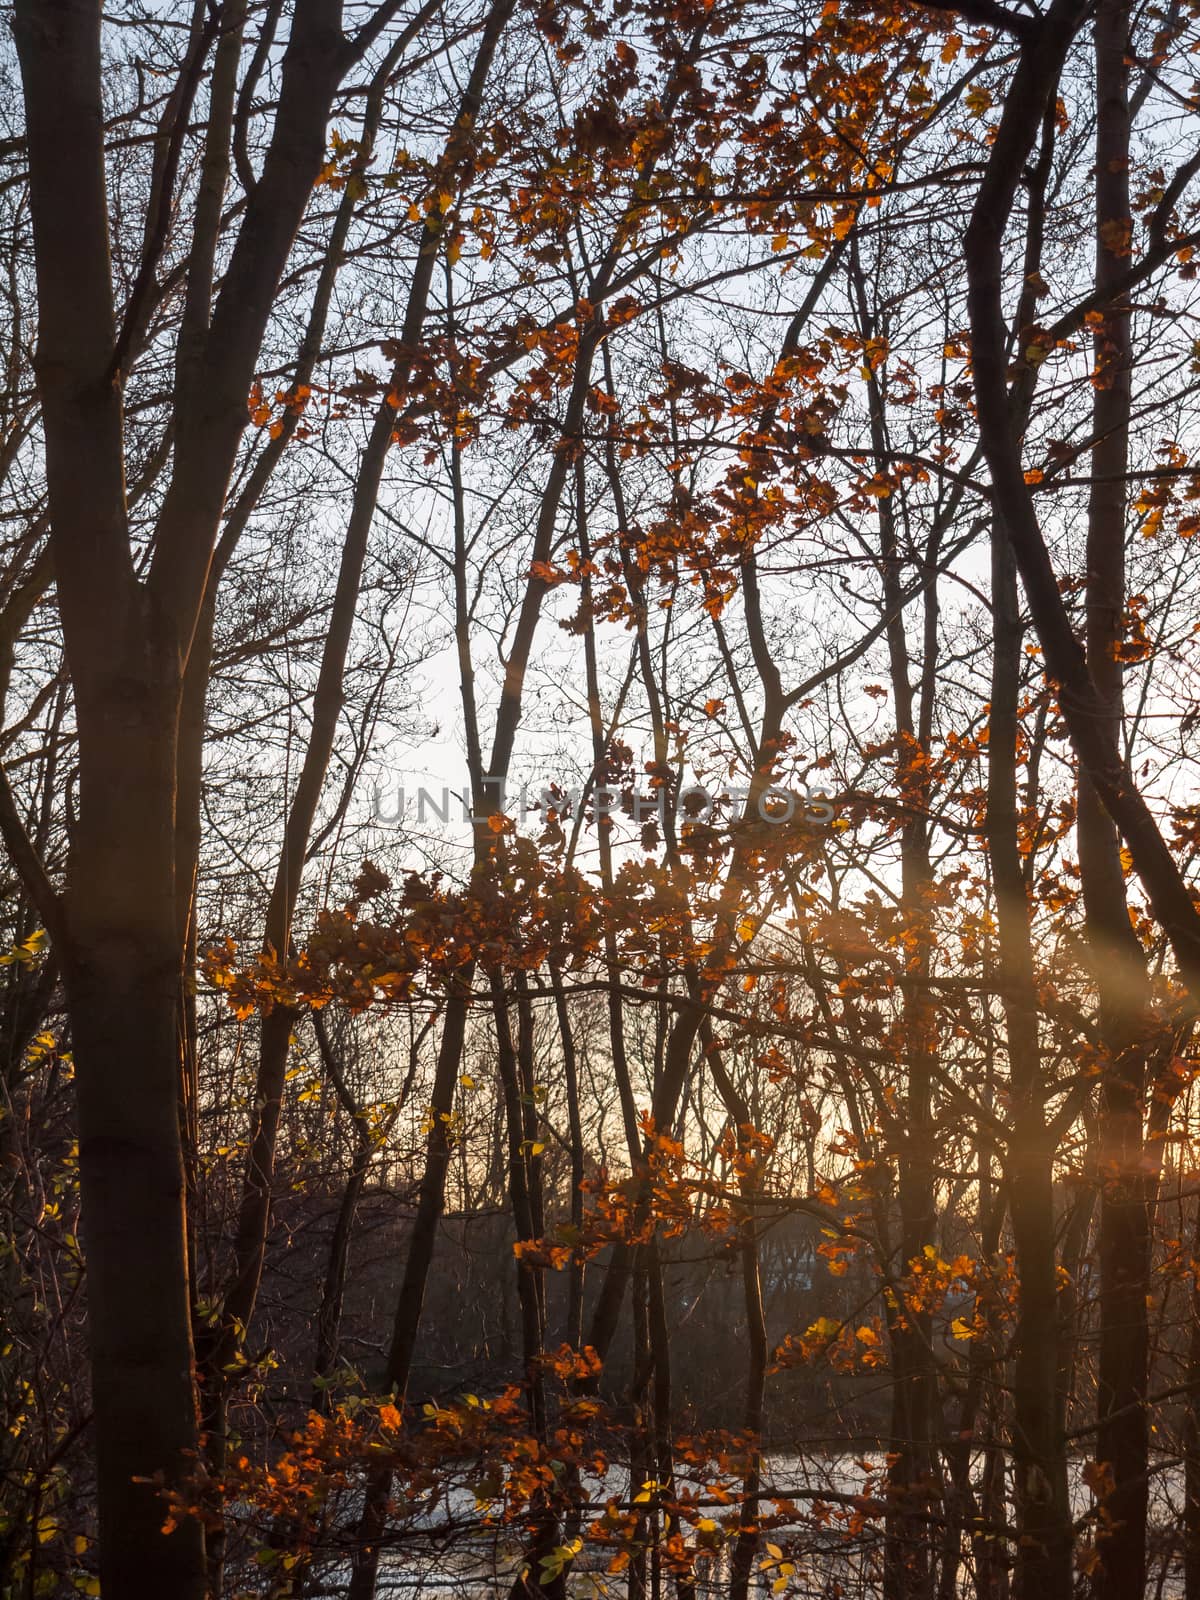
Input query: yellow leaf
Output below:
<box><xmin>964</xmin><ymin>85</ymin><xmax>993</xmax><ymax>117</ymax></box>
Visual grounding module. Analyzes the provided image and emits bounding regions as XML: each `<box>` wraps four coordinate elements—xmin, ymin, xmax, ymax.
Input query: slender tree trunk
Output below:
<box><xmin>626</xmin><ymin>1252</ymin><xmax>651</xmax><ymax>1600</ymax></box>
<box><xmin>988</xmin><ymin>534</ymin><xmax>1072</xmax><ymax>1600</ymax></box>
<box><xmin>311</xmin><ymin>1120</ymin><xmax>373</xmax><ymax>1409</ymax></box>
<box><xmin>1184</xmin><ymin>1189</ymin><xmax>1200</xmax><ymax>1599</ymax></box>
<box><xmin>583</xmin><ymin>1003</ymin><xmax>704</xmax><ymax>1372</ymax></box>
<box><xmin>491</xmin><ymin>971</ymin><xmax>547</xmax><ymax>1434</ymax></box>
<box><xmin>858</xmin><ymin>282</ymin><xmax>939</xmax><ymax>1600</ymax></box>
<box><xmin>347</xmin><ymin>975</ymin><xmax>473</xmax><ymax>1599</ymax></box>
<box><xmin>491</xmin><ymin>972</ymin><xmax>567</xmax><ymax>1600</ymax></box>
<box><xmin>549</xmin><ymin>962</ymin><xmax>585</xmax><ymax>1350</ymax></box>
<box><xmin>1056</xmin><ymin>1181</ymin><xmax>1095</xmax><ymax>1426</ymax></box>
<box><xmin>645</xmin><ymin>1238</ymin><xmax>694</xmax><ymax>1600</ymax></box>
<box><xmin>938</xmin><ymin>1187</ymin><xmax>1008</xmax><ymax>1600</ymax></box>
<box><xmin>698</xmin><ymin>1027</ymin><xmax>767</xmax><ymax>1600</ymax></box>
<box><xmin>1083</xmin><ymin>4</ymin><xmax>1154</xmax><ymax>1590</ymax></box>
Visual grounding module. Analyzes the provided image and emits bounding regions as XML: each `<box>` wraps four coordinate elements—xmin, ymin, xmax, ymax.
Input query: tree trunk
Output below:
<box><xmin>14</xmin><ymin>2</ymin><xmax>353</xmax><ymax>1590</ymax></box>
<box><xmin>1184</xmin><ymin>1190</ymin><xmax>1200</xmax><ymax>1600</ymax></box>
<box><xmin>346</xmin><ymin>975</ymin><xmax>474</xmax><ymax>1600</ymax></box>
<box><xmin>848</xmin><ymin>237</ymin><xmax>941</xmax><ymax>1600</ymax></box>
<box><xmin>988</xmin><ymin>534</ymin><xmax>1072</xmax><ymax>1600</ymax></box>
<box><xmin>1083</xmin><ymin>4</ymin><xmax>1154</xmax><ymax>1590</ymax></box>
<box><xmin>66</xmin><ymin>677</ymin><xmax>206</xmax><ymax>1600</ymax></box>
<box><xmin>549</xmin><ymin>962</ymin><xmax>586</xmax><ymax>1350</ymax></box>
<box><xmin>697</xmin><ymin>1028</ymin><xmax>767</xmax><ymax>1600</ymax></box>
